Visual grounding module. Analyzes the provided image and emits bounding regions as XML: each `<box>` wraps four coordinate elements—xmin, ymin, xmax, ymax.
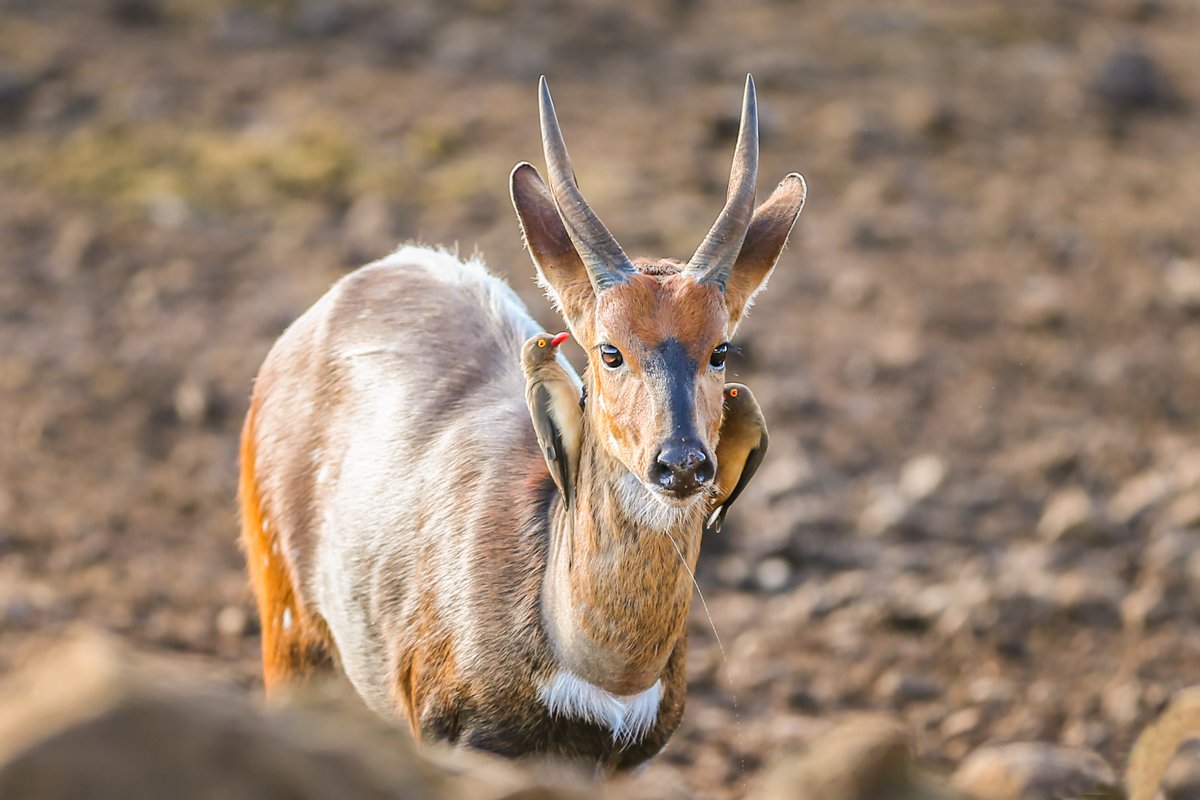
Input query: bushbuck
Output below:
<box><xmin>238</xmin><ymin>75</ymin><xmax>805</xmax><ymax>770</ymax></box>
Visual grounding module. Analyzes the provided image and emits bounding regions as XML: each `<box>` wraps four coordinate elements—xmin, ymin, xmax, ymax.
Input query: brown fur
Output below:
<box><xmin>238</xmin><ymin>388</ymin><xmax>336</xmax><ymax>694</ymax></box>
<box><xmin>588</xmin><ymin>271</ymin><xmax>729</xmax><ymax>482</ymax></box>
<box><xmin>545</xmin><ymin>425</ymin><xmax>705</xmax><ymax>694</ymax></box>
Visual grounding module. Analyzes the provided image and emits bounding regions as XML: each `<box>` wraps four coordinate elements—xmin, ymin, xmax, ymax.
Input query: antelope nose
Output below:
<box><xmin>651</xmin><ymin>443</ymin><xmax>714</xmax><ymax>496</ymax></box>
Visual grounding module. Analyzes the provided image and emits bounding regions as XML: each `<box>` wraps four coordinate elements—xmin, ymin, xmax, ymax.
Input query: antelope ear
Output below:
<box><xmin>511</xmin><ymin>163</ymin><xmax>596</xmax><ymax>334</ymax></box>
<box><xmin>706</xmin><ymin>384</ymin><xmax>769</xmax><ymax>535</ymax></box>
<box><xmin>726</xmin><ymin>173</ymin><xmax>806</xmax><ymax>330</ymax></box>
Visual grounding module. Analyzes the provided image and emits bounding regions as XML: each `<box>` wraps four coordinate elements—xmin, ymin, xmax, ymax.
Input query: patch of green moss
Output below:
<box><xmin>32</xmin><ymin>118</ymin><xmax>362</xmax><ymax>216</ymax></box>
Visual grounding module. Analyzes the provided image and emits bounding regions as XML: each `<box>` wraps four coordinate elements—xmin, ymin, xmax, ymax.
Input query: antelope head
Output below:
<box><xmin>511</xmin><ymin>76</ymin><xmax>805</xmax><ymax>516</ymax></box>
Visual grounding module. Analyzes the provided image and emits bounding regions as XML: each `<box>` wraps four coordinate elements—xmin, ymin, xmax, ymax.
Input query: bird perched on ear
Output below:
<box><xmin>706</xmin><ymin>383</ymin><xmax>769</xmax><ymax>534</ymax></box>
<box><xmin>521</xmin><ymin>331</ymin><xmax>583</xmax><ymax>508</ymax></box>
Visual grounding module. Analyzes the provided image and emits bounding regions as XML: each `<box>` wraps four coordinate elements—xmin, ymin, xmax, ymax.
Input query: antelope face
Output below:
<box><xmin>588</xmin><ymin>270</ymin><xmax>727</xmax><ymax>500</ymax></box>
<box><xmin>511</xmin><ymin>75</ymin><xmax>806</xmax><ymax>508</ymax></box>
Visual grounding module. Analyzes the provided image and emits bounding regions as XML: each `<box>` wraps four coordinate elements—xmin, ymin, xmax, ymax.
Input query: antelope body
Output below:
<box><xmin>239</xmin><ymin>76</ymin><xmax>804</xmax><ymax>770</ymax></box>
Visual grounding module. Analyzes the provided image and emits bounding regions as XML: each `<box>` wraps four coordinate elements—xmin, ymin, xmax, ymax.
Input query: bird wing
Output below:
<box><xmin>529</xmin><ymin>381</ymin><xmax>573</xmax><ymax>508</ymax></box>
<box><xmin>705</xmin><ymin>390</ymin><xmax>769</xmax><ymax>535</ymax></box>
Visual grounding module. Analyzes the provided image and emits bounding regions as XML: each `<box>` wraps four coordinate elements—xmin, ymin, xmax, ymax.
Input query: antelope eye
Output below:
<box><xmin>599</xmin><ymin>344</ymin><xmax>624</xmax><ymax>369</ymax></box>
<box><xmin>710</xmin><ymin>343</ymin><xmax>729</xmax><ymax>369</ymax></box>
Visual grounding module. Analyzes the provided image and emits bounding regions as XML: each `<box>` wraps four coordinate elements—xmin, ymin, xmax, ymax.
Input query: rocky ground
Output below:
<box><xmin>1</xmin><ymin>0</ymin><xmax>1198</xmax><ymax>796</ymax></box>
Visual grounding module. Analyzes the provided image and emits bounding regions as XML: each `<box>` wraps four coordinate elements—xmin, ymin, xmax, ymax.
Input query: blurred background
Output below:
<box><xmin>0</xmin><ymin>0</ymin><xmax>1198</xmax><ymax>795</ymax></box>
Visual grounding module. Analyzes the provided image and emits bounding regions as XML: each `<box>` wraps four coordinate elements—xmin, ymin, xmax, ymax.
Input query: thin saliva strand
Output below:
<box><xmin>661</xmin><ymin>528</ymin><xmax>746</xmax><ymax>791</ymax></box>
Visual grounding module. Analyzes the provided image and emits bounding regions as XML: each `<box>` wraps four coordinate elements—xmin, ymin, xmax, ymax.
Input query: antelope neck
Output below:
<box><xmin>540</xmin><ymin>420</ymin><xmax>704</xmax><ymax>699</ymax></box>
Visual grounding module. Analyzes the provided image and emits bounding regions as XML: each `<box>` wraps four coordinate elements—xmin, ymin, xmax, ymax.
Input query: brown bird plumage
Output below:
<box><xmin>707</xmin><ymin>382</ymin><xmax>769</xmax><ymax>534</ymax></box>
<box><xmin>521</xmin><ymin>332</ymin><xmax>583</xmax><ymax>508</ymax></box>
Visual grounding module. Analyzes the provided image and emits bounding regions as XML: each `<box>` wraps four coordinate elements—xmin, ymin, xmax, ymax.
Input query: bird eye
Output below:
<box><xmin>599</xmin><ymin>344</ymin><xmax>624</xmax><ymax>369</ymax></box>
<box><xmin>710</xmin><ymin>343</ymin><xmax>729</xmax><ymax>369</ymax></box>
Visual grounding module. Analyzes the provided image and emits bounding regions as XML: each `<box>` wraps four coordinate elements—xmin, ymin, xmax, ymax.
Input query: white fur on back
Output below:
<box><xmin>307</xmin><ymin>245</ymin><xmax>547</xmax><ymax>716</ymax></box>
<box><xmin>539</xmin><ymin>671</ymin><xmax>663</xmax><ymax>744</ymax></box>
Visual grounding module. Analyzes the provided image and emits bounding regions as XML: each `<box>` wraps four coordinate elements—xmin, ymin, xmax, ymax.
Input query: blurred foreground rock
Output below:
<box><xmin>0</xmin><ymin>631</ymin><xmax>607</xmax><ymax>800</ymax></box>
<box><xmin>4</xmin><ymin>632</ymin><xmax>1199</xmax><ymax>800</ymax></box>
<box><xmin>1127</xmin><ymin>687</ymin><xmax>1200</xmax><ymax>800</ymax></box>
<box><xmin>753</xmin><ymin>715</ymin><xmax>967</xmax><ymax>800</ymax></box>
<box><xmin>952</xmin><ymin>742</ymin><xmax>1122</xmax><ymax>800</ymax></box>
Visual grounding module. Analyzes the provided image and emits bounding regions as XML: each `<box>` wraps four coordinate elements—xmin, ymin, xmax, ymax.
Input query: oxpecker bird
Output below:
<box><xmin>706</xmin><ymin>382</ymin><xmax>769</xmax><ymax>534</ymax></box>
<box><xmin>521</xmin><ymin>331</ymin><xmax>583</xmax><ymax>508</ymax></box>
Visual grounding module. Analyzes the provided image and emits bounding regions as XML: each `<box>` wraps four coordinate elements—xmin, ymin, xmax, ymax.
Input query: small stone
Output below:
<box><xmin>1092</xmin><ymin>42</ymin><xmax>1175</xmax><ymax>114</ymax></box>
<box><xmin>1165</xmin><ymin>260</ymin><xmax>1200</xmax><ymax>313</ymax></box>
<box><xmin>107</xmin><ymin>0</ymin><xmax>165</xmax><ymax>26</ymax></box>
<box><xmin>874</xmin><ymin>670</ymin><xmax>942</xmax><ymax>708</ymax></box>
<box><xmin>215</xmin><ymin>606</ymin><xmax>249</xmax><ymax>639</ymax></box>
<box><xmin>1055</xmin><ymin>571</ymin><xmax>1123</xmax><ymax>628</ymax></box>
<box><xmin>1037</xmin><ymin>488</ymin><xmax>1102</xmax><ymax>542</ymax></box>
<box><xmin>968</xmin><ymin>677</ymin><xmax>1017</xmax><ymax>707</ymax></box>
<box><xmin>1061</xmin><ymin>717</ymin><xmax>1112</xmax><ymax>752</ymax></box>
<box><xmin>1119</xmin><ymin>0</ymin><xmax>1167</xmax><ymax>22</ymax></box>
<box><xmin>1173</xmin><ymin>449</ymin><xmax>1200</xmax><ymax>489</ymax></box>
<box><xmin>47</xmin><ymin>217</ymin><xmax>97</xmax><ymax>281</ymax></box>
<box><xmin>292</xmin><ymin>1</ymin><xmax>351</xmax><ymax>38</ymax></box>
<box><xmin>953</xmin><ymin>742</ymin><xmax>1121</xmax><ymax>800</ymax></box>
<box><xmin>816</xmin><ymin>100</ymin><xmax>866</xmax><ymax>148</ymax></box>
<box><xmin>1110</xmin><ymin>469</ymin><xmax>1175</xmax><ymax>524</ymax></box>
<box><xmin>214</xmin><ymin>9</ymin><xmax>281</xmax><ymax>47</ymax></box>
<box><xmin>858</xmin><ymin>485</ymin><xmax>910</xmax><ymax>537</ymax></box>
<box><xmin>0</xmin><ymin>67</ymin><xmax>35</xmax><ymax>128</ymax></box>
<box><xmin>715</xmin><ymin>555</ymin><xmax>751</xmax><ymax>588</ymax></box>
<box><xmin>754</xmin><ymin>557</ymin><xmax>792</xmax><ymax>593</ymax></box>
<box><xmin>899</xmin><ymin>454</ymin><xmax>946</xmax><ymax>501</ymax></box>
<box><xmin>174</xmin><ymin>379</ymin><xmax>209</xmax><ymax>426</ymax></box>
<box><xmin>830</xmin><ymin>269</ymin><xmax>877</xmax><ymax>309</ymax></box>
<box><xmin>941</xmin><ymin>707</ymin><xmax>982</xmax><ymax>739</ymax></box>
<box><xmin>753</xmin><ymin>715</ymin><xmax>922</xmax><ymax>800</ymax></box>
<box><xmin>1121</xmin><ymin>579</ymin><xmax>1173</xmax><ymax>631</ymax></box>
<box><xmin>1142</xmin><ymin>530</ymin><xmax>1197</xmax><ymax>586</ymax></box>
<box><xmin>1168</xmin><ymin>491</ymin><xmax>1200</xmax><ymax>528</ymax></box>
<box><xmin>893</xmin><ymin>88</ymin><xmax>956</xmax><ymax>142</ymax></box>
<box><xmin>1011</xmin><ymin>277</ymin><xmax>1066</xmax><ymax>329</ymax></box>
<box><xmin>1101</xmin><ymin>680</ymin><xmax>1142</xmax><ymax>729</ymax></box>
<box><xmin>874</xmin><ymin>329</ymin><xmax>921</xmax><ymax>371</ymax></box>
<box><xmin>342</xmin><ymin>193</ymin><xmax>396</xmax><ymax>261</ymax></box>
<box><xmin>998</xmin><ymin>437</ymin><xmax>1079</xmax><ymax>482</ymax></box>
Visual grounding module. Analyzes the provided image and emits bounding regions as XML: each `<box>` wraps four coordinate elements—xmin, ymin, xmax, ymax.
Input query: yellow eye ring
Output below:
<box><xmin>537</xmin><ymin>339</ymin><xmax>547</xmax><ymax>348</ymax></box>
<box><xmin>729</xmin><ymin>387</ymin><xmax>739</xmax><ymax>398</ymax></box>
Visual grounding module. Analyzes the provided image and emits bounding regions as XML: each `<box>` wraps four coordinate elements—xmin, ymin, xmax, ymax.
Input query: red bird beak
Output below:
<box><xmin>549</xmin><ymin>332</ymin><xmax>570</xmax><ymax>348</ymax></box>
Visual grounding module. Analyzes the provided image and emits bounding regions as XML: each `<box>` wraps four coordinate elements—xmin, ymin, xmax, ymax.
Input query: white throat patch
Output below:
<box><xmin>538</xmin><ymin>670</ymin><xmax>663</xmax><ymax>744</ymax></box>
<box><xmin>613</xmin><ymin>472</ymin><xmax>703</xmax><ymax>533</ymax></box>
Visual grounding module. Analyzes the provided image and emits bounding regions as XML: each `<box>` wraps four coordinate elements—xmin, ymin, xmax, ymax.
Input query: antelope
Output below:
<box><xmin>238</xmin><ymin>75</ymin><xmax>805</xmax><ymax>771</ymax></box>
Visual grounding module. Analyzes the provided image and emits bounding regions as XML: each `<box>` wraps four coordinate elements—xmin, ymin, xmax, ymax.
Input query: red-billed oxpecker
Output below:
<box><xmin>522</xmin><ymin>331</ymin><xmax>582</xmax><ymax>508</ymax></box>
<box><xmin>706</xmin><ymin>383</ymin><xmax>769</xmax><ymax>535</ymax></box>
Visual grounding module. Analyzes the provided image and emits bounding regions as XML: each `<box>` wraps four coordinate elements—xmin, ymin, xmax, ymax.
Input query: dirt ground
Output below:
<box><xmin>2</xmin><ymin>0</ymin><xmax>1199</xmax><ymax>796</ymax></box>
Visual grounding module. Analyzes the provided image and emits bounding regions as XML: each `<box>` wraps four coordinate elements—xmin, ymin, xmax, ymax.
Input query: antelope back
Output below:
<box><xmin>241</xmin><ymin>249</ymin><xmax>555</xmax><ymax>712</ymax></box>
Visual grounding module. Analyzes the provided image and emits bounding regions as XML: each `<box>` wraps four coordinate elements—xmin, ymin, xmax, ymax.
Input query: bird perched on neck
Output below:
<box><xmin>707</xmin><ymin>383</ymin><xmax>769</xmax><ymax>535</ymax></box>
<box><xmin>521</xmin><ymin>331</ymin><xmax>583</xmax><ymax>508</ymax></box>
